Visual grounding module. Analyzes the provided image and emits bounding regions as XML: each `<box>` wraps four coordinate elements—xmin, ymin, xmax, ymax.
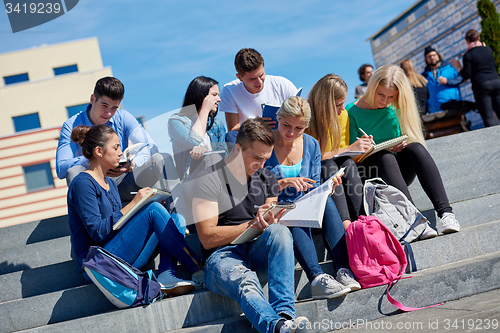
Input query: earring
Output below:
<box><xmin>99</xmin><ymin>154</ymin><xmax>102</xmax><ymax>157</ymax></box>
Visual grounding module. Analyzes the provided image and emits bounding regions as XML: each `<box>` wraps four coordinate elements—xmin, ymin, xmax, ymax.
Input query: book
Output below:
<box><xmin>113</xmin><ymin>188</ymin><xmax>171</xmax><ymax>230</ymax></box>
<box><xmin>230</xmin><ymin>168</ymin><xmax>345</xmax><ymax>245</ymax></box>
<box><xmin>119</xmin><ymin>142</ymin><xmax>146</xmax><ymax>165</ymax></box>
<box><xmin>333</xmin><ymin>151</ymin><xmax>365</xmax><ymax>158</ymax></box>
<box><xmin>261</xmin><ymin>88</ymin><xmax>303</xmax><ymax>129</ymax></box>
<box><xmin>354</xmin><ymin>135</ymin><xmax>408</xmax><ymax>163</ymax></box>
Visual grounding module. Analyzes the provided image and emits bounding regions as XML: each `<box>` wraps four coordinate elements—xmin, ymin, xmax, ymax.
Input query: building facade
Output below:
<box><xmin>0</xmin><ymin>38</ymin><xmax>113</xmax><ymax>227</ymax></box>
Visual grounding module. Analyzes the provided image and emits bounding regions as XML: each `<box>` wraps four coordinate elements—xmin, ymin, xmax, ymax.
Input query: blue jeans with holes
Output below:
<box><xmin>291</xmin><ymin>196</ymin><xmax>350</xmax><ymax>282</ymax></box>
<box><xmin>104</xmin><ymin>202</ymin><xmax>201</xmax><ymax>275</ymax></box>
<box><xmin>204</xmin><ymin>223</ymin><xmax>296</xmax><ymax>333</ymax></box>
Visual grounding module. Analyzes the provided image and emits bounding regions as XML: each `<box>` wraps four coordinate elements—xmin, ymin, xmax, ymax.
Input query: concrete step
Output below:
<box><xmin>18</xmin><ymin>251</ymin><xmax>500</xmax><ymax>333</ymax></box>
<box><xmin>409</xmin><ymin>126</ymin><xmax>500</xmax><ymax>210</ymax></box>
<box><xmin>337</xmin><ymin>288</ymin><xmax>500</xmax><ymax>332</ymax></box>
<box><xmin>0</xmin><ymin>215</ymin><xmax>70</xmax><ymax>252</ymax></box>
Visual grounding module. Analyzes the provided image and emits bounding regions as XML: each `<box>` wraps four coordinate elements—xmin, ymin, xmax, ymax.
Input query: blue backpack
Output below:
<box><xmin>83</xmin><ymin>246</ymin><xmax>164</xmax><ymax>308</ymax></box>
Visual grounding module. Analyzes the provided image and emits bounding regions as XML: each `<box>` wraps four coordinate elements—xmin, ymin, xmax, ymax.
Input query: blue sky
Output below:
<box><xmin>1</xmin><ymin>0</ymin><xmax>416</xmax><ymax>124</ymax></box>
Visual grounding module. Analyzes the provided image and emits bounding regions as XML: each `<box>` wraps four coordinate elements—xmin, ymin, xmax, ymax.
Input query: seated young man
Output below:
<box><xmin>219</xmin><ymin>48</ymin><xmax>298</xmax><ymax>142</ymax></box>
<box><xmin>56</xmin><ymin>77</ymin><xmax>185</xmax><ymax>212</ymax></box>
<box><xmin>192</xmin><ymin>118</ymin><xmax>310</xmax><ymax>333</ymax></box>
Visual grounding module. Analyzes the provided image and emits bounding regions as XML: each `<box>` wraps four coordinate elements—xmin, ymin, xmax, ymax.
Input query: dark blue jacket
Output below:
<box><xmin>422</xmin><ymin>61</ymin><xmax>463</xmax><ymax>113</ymax></box>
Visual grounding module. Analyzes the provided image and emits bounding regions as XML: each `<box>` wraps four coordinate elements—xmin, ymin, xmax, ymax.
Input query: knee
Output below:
<box><xmin>265</xmin><ymin>223</ymin><xmax>293</xmax><ymax>247</ymax></box>
<box><xmin>405</xmin><ymin>142</ymin><xmax>426</xmax><ymax>154</ymax></box>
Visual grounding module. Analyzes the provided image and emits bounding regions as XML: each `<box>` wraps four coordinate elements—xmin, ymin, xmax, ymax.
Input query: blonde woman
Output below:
<box><xmin>346</xmin><ymin>64</ymin><xmax>461</xmax><ymax>235</ymax></box>
<box><xmin>307</xmin><ymin>74</ymin><xmax>371</xmax><ymax>230</ymax></box>
<box><xmin>264</xmin><ymin>96</ymin><xmax>360</xmax><ymax>299</ymax></box>
<box><xmin>400</xmin><ymin>60</ymin><xmax>428</xmax><ymax>115</ymax></box>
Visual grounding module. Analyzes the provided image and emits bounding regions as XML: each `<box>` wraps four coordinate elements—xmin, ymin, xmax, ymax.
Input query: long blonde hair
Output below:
<box><xmin>306</xmin><ymin>74</ymin><xmax>347</xmax><ymax>154</ymax></box>
<box><xmin>400</xmin><ymin>60</ymin><xmax>427</xmax><ymax>88</ymax></box>
<box><xmin>362</xmin><ymin>65</ymin><xmax>426</xmax><ymax>146</ymax></box>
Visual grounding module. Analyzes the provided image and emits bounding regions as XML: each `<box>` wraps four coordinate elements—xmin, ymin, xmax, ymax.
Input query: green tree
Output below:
<box><xmin>478</xmin><ymin>0</ymin><xmax>500</xmax><ymax>73</ymax></box>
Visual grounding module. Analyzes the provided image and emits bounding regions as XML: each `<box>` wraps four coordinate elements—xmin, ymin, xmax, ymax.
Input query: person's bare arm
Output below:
<box><xmin>225</xmin><ymin>113</ymin><xmax>241</xmax><ymax>132</ymax></box>
<box><xmin>193</xmin><ymin>196</ymin><xmax>283</xmax><ymax>249</ymax></box>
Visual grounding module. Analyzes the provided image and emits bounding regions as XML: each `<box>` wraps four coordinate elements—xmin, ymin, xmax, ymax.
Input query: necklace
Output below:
<box><xmin>278</xmin><ymin>139</ymin><xmax>296</xmax><ymax>165</ymax></box>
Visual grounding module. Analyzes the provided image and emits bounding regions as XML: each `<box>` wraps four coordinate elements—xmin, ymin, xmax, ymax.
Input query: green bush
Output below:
<box><xmin>478</xmin><ymin>0</ymin><xmax>500</xmax><ymax>73</ymax></box>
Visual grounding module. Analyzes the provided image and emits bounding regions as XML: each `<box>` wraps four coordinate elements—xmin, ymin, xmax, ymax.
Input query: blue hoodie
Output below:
<box><xmin>422</xmin><ymin>61</ymin><xmax>463</xmax><ymax>113</ymax></box>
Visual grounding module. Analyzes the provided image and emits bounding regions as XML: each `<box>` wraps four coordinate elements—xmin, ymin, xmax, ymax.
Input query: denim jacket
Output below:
<box><xmin>168</xmin><ymin>111</ymin><xmax>228</xmax><ymax>181</ymax></box>
<box><xmin>264</xmin><ymin>133</ymin><xmax>321</xmax><ymax>203</ymax></box>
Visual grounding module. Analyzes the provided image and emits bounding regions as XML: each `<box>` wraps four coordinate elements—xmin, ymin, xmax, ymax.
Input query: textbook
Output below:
<box><xmin>333</xmin><ymin>151</ymin><xmax>365</xmax><ymax>158</ymax></box>
<box><xmin>119</xmin><ymin>142</ymin><xmax>146</xmax><ymax>165</ymax></box>
<box><xmin>113</xmin><ymin>188</ymin><xmax>171</xmax><ymax>230</ymax></box>
<box><xmin>231</xmin><ymin>168</ymin><xmax>345</xmax><ymax>244</ymax></box>
<box><xmin>261</xmin><ymin>87</ymin><xmax>303</xmax><ymax>129</ymax></box>
<box><xmin>354</xmin><ymin>135</ymin><xmax>408</xmax><ymax>163</ymax></box>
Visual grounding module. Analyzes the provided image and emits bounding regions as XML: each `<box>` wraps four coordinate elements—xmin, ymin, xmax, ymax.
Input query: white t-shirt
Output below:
<box><xmin>219</xmin><ymin>75</ymin><xmax>298</xmax><ymax>123</ymax></box>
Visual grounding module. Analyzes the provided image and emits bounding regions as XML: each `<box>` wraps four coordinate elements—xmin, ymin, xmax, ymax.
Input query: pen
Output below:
<box><xmin>359</xmin><ymin>128</ymin><xmax>375</xmax><ymax>144</ymax></box>
<box><xmin>130</xmin><ymin>191</ymin><xmax>137</xmax><ymax>194</ymax></box>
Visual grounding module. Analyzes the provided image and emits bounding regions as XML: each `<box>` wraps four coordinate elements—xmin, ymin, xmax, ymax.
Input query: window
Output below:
<box><xmin>53</xmin><ymin>64</ymin><xmax>78</xmax><ymax>76</ymax></box>
<box><xmin>13</xmin><ymin>113</ymin><xmax>41</xmax><ymax>132</ymax></box>
<box><xmin>66</xmin><ymin>103</ymin><xmax>88</xmax><ymax>118</ymax></box>
<box><xmin>4</xmin><ymin>73</ymin><xmax>29</xmax><ymax>85</ymax></box>
<box><xmin>23</xmin><ymin>162</ymin><xmax>55</xmax><ymax>192</ymax></box>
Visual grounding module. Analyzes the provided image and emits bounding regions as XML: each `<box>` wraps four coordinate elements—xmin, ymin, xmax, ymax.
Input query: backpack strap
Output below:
<box><xmin>386</xmin><ymin>281</ymin><xmax>444</xmax><ymax>311</ymax></box>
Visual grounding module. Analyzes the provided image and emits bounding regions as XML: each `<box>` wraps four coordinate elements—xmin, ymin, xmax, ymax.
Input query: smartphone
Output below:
<box><xmin>264</xmin><ymin>202</ymin><xmax>296</xmax><ymax>218</ymax></box>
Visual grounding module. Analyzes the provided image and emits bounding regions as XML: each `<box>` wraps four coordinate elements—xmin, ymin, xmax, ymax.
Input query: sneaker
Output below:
<box><xmin>335</xmin><ymin>268</ymin><xmax>361</xmax><ymax>291</ymax></box>
<box><xmin>192</xmin><ymin>269</ymin><xmax>205</xmax><ymax>289</ymax></box>
<box><xmin>440</xmin><ymin>213</ymin><xmax>461</xmax><ymax>234</ymax></box>
<box><xmin>280</xmin><ymin>316</ymin><xmax>310</xmax><ymax>333</ymax></box>
<box><xmin>157</xmin><ymin>270</ymin><xmax>196</xmax><ymax>296</ymax></box>
<box><xmin>419</xmin><ymin>225</ymin><xmax>438</xmax><ymax>240</ymax></box>
<box><xmin>311</xmin><ymin>274</ymin><xmax>351</xmax><ymax>299</ymax></box>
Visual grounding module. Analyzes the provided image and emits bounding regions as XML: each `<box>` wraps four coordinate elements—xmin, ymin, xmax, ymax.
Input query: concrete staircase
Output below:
<box><xmin>1</xmin><ymin>126</ymin><xmax>499</xmax><ymax>333</ymax></box>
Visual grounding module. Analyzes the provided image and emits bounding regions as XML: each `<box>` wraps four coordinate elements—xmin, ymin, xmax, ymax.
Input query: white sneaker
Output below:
<box><xmin>192</xmin><ymin>269</ymin><xmax>205</xmax><ymax>289</ymax></box>
<box><xmin>336</xmin><ymin>268</ymin><xmax>361</xmax><ymax>291</ymax></box>
<box><xmin>280</xmin><ymin>316</ymin><xmax>310</xmax><ymax>333</ymax></box>
<box><xmin>311</xmin><ymin>274</ymin><xmax>351</xmax><ymax>299</ymax></box>
<box><xmin>157</xmin><ymin>270</ymin><xmax>196</xmax><ymax>296</ymax></box>
<box><xmin>440</xmin><ymin>213</ymin><xmax>461</xmax><ymax>234</ymax></box>
<box><xmin>419</xmin><ymin>225</ymin><xmax>438</xmax><ymax>240</ymax></box>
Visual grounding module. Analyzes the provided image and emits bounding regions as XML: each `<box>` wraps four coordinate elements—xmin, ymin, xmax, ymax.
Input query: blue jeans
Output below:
<box><xmin>204</xmin><ymin>223</ymin><xmax>295</xmax><ymax>333</ymax></box>
<box><xmin>104</xmin><ymin>202</ymin><xmax>201</xmax><ymax>275</ymax></box>
<box><xmin>291</xmin><ymin>196</ymin><xmax>349</xmax><ymax>282</ymax></box>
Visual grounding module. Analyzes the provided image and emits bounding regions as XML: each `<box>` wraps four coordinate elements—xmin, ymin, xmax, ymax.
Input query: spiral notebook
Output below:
<box><xmin>354</xmin><ymin>135</ymin><xmax>408</xmax><ymax>163</ymax></box>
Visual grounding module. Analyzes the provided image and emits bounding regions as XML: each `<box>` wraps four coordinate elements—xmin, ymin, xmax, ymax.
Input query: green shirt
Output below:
<box><xmin>346</xmin><ymin>102</ymin><xmax>402</xmax><ymax>145</ymax></box>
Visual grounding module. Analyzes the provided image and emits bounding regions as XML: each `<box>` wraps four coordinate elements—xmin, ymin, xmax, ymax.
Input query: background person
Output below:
<box><xmin>401</xmin><ymin>59</ymin><xmax>429</xmax><ymax>115</ymax></box>
<box><xmin>354</xmin><ymin>64</ymin><xmax>373</xmax><ymax>99</ymax></box>
<box><xmin>265</xmin><ymin>96</ymin><xmax>360</xmax><ymax>298</ymax></box>
<box><xmin>451</xmin><ymin>29</ymin><xmax>500</xmax><ymax>127</ymax></box>
<box><xmin>67</xmin><ymin>125</ymin><xmax>204</xmax><ymax>296</ymax></box>
<box><xmin>422</xmin><ymin>46</ymin><xmax>463</xmax><ymax>114</ymax></box>
<box><xmin>347</xmin><ymin>65</ymin><xmax>461</xmax><ymax>236</ymax></box>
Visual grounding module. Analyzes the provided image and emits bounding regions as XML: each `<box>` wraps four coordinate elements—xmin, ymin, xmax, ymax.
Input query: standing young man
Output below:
<box><xmin>192</xmin><ymin>118</ymin><xmax>310</xmax><ymax>333</ymax></box>
<box><xmin>219</xmin><ymin>48</ymin><xmax>298</xmax><ymax>142</ymax></box>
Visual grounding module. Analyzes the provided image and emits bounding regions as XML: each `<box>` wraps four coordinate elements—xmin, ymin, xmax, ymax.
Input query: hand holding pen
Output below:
<box><xmin>351</xmin><ymin>127</ymin><xmax>374</xmax><ymax>152</ymax></box>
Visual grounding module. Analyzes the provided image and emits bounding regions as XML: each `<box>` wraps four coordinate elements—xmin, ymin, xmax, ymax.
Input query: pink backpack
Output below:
<box><xmin>346</xmin><ymin>215</ymin><xmax>443</xmax><ymax>311</ymax></box>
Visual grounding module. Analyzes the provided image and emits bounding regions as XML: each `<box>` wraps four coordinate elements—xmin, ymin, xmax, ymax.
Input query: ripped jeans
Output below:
<box><xmin>204</xmin><ymin>223</ymin><xmax>296</xmax><ymax>333</ymax></box>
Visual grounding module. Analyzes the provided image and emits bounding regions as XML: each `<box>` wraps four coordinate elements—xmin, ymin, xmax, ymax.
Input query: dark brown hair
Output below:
<box><xmin>236</xmin><ymin>118</ymin><xmax>275</xmax><ymax>151</ymax></box>
<box><xmin>234</xmin><ymin>48</ymin><xmax>264</xmax><ymax>76</ymax></box>
<box><xmin>71</xmin><ymin>125</ymin><xmax>116</xmax><ymax>159</ymax></box>
<box><xmin>358</xmin><ymin>64</ymin><xmax>373</xmax><ymax>81</ymax></box>
<box><xmin>465</xmin><ymin>29</ymin><xmax>479</xmax><ymax>43</ymax></box>
<box><xmin>94</xmin><ymin>77</ymin><xmax>125</xmax><ymax>101</ymax></box>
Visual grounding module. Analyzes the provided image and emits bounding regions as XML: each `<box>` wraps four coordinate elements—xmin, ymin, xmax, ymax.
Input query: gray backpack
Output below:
<box><xmin>363</xmin><ymin>178</ymin><xmax>429</xmax><ymax>243</ymax></box>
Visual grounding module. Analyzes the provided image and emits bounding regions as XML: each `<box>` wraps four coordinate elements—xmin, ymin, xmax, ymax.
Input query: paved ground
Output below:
<box><xmin>333</xmin><ymin>288</ymin><xmax>500</xmax><ymax>332</ymax></box>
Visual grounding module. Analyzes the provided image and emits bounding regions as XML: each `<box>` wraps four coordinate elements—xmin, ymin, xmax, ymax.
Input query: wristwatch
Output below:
<box><xmin>128</xmin><ymin>163</ymin><xmax>135</xmax><ymax>173</ymax></box>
